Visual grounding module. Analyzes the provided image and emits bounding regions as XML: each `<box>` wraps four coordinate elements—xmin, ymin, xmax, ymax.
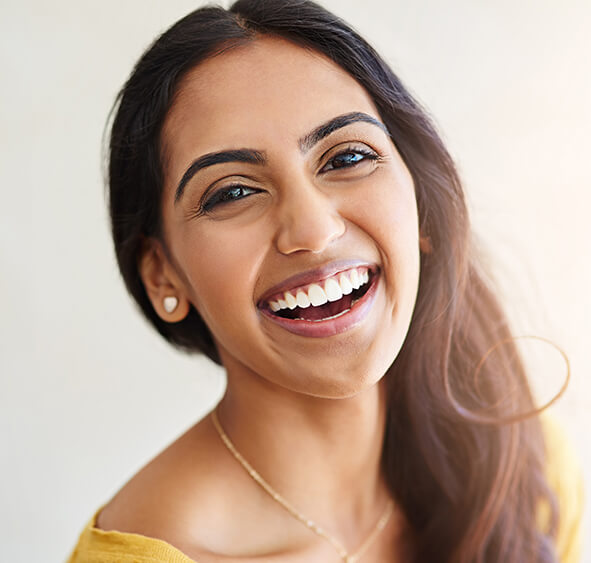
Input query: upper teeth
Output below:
<box><xmin>268</xmin><ymin>267</ymin><xmax>370</xmax><ymax>312</ymax></box>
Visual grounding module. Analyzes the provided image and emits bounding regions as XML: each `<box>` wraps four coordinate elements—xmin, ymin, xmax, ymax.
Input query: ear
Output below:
<box><xmin>419</xmin><ymin>233</ymin><xmax>433</xmax><ymax>254</ymax></box>
<box><xmin>139</xmin><ymin>238</ymin><xmax>191</xmax><ymax>323</ymax></box>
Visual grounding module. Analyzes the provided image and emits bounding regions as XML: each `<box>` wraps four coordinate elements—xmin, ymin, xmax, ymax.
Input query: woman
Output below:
<box><xmin>68</xmin><ymin>0</ymin><xmax>581</xmax><ymax>561</ymax></box>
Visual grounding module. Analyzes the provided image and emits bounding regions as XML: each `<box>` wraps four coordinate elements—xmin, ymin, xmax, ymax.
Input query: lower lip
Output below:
<box><xmin>259</xmin><ymin>273</ymin><xmax>380</xmax><ymax>338</ymax></box>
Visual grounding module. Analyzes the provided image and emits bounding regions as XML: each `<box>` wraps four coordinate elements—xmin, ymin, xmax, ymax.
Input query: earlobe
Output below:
<box><xmin>163</xmin><ymin>296</ymin><xmax>179</xmax><ymax>314</ymax></box>
<box><xmin>138</xmin><ymin>239</ymin><xmax>191</xmax><ymax>323</ymax></box>
<box><xmin>419</xmin><ymin>234</ymin><xmax>433</xmax><ymax>254</ymax></box>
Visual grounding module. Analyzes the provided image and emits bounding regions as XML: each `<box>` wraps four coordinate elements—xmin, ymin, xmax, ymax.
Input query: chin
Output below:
<box><xmin>274</xmin><ymin>348</ymin><xmax>397</xmax><ymax>400</ymax></box>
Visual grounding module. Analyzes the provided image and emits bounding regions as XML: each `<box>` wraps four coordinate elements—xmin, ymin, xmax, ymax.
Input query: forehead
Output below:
<box><xmin>162</xmin><ymin>36</ymin><xmax>380</xmax><ymax>164</ymax></box>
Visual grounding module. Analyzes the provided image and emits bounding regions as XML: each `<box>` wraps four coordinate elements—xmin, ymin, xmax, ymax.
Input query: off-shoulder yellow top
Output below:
<box><xmin>67</xmin><ymin>418</ymin><xmax>584</xmax><ymax>562</ymax></box>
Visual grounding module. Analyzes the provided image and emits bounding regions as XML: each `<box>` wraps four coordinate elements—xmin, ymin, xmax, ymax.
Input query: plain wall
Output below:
<box><xmin>1</xmin><ymin>1</ymin><xmax>589</xmax><ymax>560</ymax></box>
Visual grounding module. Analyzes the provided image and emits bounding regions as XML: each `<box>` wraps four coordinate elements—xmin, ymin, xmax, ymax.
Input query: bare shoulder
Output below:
<box><xmin>96</xmin><ymin>413</ymin><xmax>305</xmax><ymax>560</ymax></box>
<box><xmin>97</xmin><ymin>414</ymin><xmax>235</xmax><ymax>546</ymax></box>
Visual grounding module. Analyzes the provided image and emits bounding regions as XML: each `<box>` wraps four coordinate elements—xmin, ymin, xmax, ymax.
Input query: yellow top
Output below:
<box><xmin>67</xmin><ymin>418</ymin><xmax>584</xmax><ymax>563</ymax></box>
<box><xmin>539</xmin><ymin>417</ymin><xmax>584</xmax><ymax>562</ymax></box>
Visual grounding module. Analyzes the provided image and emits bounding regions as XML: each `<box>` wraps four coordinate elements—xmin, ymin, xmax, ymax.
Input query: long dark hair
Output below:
<box><xmin>107</xmin><ymin>1</ymin><xmax>558</xmax><ymax>561</ymax></box>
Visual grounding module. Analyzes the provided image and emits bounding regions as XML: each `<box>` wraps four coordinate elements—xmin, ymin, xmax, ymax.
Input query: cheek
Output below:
<box><xmin>353</xmin><ymin>171</ymin><xmax>420</xmax><ymax>259</ymax></box>
<box><xmin>177</xmin><ymin>224</ymin><xmax>269</xmax><ymax>334</ymax></box>
<box><xmin>354</xmin><ymin>171</ymin><xmax>421</xmax><ymax>316</ymax></box>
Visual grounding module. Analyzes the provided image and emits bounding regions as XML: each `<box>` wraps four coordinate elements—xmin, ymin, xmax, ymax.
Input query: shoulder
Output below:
<box><xmin>92</xmin><ymin>414</ymin><xmax>304</xmax><ymax>561</ymax></box>
<box><xmin>540</xmin><ymin>415</ymin><xmax>584</xmax><ymax>563</ymax></box>
<box><xmin>95</xmin><ymin>415</ymin><xmax>236</xmax><ymax>558</ymax></box>
<box><xmin>67</xmin><ymin>509</ymin><xmax>197</xmax><ymax>563</ymax></box>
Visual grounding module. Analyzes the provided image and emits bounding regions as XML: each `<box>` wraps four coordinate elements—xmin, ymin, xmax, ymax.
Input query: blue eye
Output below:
<box><xmin>321</xmin><ymin>148</ymin><xmax>378</xmax><ymax>172</ymax></box>
<box><xmin>202</xmin><ymin>184</ymin><xmax>259</xmax><ymax>212</ymax></box>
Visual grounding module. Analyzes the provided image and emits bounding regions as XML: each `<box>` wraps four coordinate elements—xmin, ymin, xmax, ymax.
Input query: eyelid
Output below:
<box><xmin>190</xmin><ymin>178</ymin><xmax>262</xmax><ymax>218</ymax></box>
<box><xmin>317</xmin><ymin>142</ymin><xmax>381</xmax><ymax>173</ymax></box>
<box><xmin>320</xmin><ymin>140</ymin><xmax>379</xmax><ymax>160</ymax></box>
<box><xmin>194</xmin><ymin>174</ymin><xmax>255</xmax><ymax>205</ymax></box>
<box><xmin>204</xmin><ymin>183</ymin><xmax>257</xmax><ymax>211</ymax></box>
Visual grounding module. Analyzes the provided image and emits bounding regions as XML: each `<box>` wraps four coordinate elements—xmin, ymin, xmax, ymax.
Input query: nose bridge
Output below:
<box><xmin>274</xmin><ymin>173</ymin><xmax>346</xmax><ymax>255</ymax></box>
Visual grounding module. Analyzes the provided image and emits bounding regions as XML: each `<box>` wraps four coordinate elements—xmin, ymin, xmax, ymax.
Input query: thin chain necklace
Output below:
<box><xmin>211</xmin><ymin>409</ymin><xmax>394</xmax><ymax>563</ymax></box>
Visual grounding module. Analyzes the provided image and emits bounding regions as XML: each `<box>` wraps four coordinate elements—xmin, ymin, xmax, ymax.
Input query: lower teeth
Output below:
<box><xmin>295</xmin><ymin>308</ymin><xmax>351</xmax><ymax>322</ymax></box>
<box><xmin>295</xmin><ymin>296</ymin><xmax>362</xmax><ymax>322</ymax></box>
<box><xmin>312</xmin><ymin>308</ymin><xmax>351</xmax><ymax>322</ymax></box>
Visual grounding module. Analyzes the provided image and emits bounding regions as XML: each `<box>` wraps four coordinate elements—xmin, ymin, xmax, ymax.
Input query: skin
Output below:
<box><xmin>98</xmin><ymin>37</ymin><xmax>421</xmax><ymax>562</ymax></box>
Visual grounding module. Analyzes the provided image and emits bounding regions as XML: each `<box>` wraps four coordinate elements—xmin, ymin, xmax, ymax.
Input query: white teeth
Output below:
<box><xmin>267</xmin><ymin>267</ymin><xmax>373</xmax><ymax>313</ymax></box>
<box><xmin>324</xmin><ymin>278</ymin><xmax>343</xmax><ymax>302</ymax></box>
<box><xmin>338</xmin><ymin>273</ymin><xmax>353</xmax><ymax>295</ymax></box>
<box><xmin>296</xmin><ymin>290</ymin><xmax>311</xmax><ymax>308</ymax></box>
<box><xmin>285</xmin><ymin>292</ymin><xmax>297</xmax><ymax>310</ymax></box>
<box><xmin>308</xmin><ymin>284</ymin><xmax>328</xmax><ymax>306</ymax></box>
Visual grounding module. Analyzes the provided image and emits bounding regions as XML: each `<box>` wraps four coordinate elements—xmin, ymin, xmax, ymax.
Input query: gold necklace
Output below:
<box><xmin>211</xmin><ymin>409</ymin><xmax>394</xmax><ymax>563</ymax></box>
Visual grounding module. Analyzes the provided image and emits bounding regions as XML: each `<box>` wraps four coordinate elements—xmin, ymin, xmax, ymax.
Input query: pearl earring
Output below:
<box><xmin>163</xmin><ymin>296</ymin><xmax>178</xmax><ymax>314</ymax></box>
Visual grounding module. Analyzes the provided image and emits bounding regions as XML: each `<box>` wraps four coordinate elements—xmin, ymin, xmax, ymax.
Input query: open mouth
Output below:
<box><xmin>263</xmin><ymin>266</ymin><xmax>376</xmax><ymax>323</ymax></box>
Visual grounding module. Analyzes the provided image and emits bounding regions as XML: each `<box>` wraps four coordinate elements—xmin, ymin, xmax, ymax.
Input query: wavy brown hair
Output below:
<box><xmin>107</xmin><ymin>0</ymin><xmax>559</xmax><ymax>560</ymax></box>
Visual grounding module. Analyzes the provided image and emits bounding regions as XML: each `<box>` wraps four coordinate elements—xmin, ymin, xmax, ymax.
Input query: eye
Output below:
<box><xmin>320</xmin><ymin>147</ymin><xmax>379</xmax><ymax>173</ymax></box>
<box><xmin>202</xmin><ymin>184</ymin><xmax>260</xmax><ymax>212</ymax></box>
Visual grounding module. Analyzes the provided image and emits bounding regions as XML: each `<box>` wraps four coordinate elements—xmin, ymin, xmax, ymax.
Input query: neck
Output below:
<box><xmin>215</xmin><ymin>364</ymin><xmax>389</xmax><ymax>531</ymax></box>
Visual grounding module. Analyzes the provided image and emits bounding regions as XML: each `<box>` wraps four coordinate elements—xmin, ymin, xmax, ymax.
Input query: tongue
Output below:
<box><xmin>295</xmin><ymin>294</ymin><xmax>353</xmax><ymax>321</ymax></box>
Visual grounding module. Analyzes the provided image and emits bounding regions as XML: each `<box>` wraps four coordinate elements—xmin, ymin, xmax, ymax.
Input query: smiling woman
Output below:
<box><xmin>150</xmin><ymin>39</ymin><xmax>420</xmax><ymax>399</ymax></box>
<box><xmin>67</xmin><ymin>1</ymin><xmax>581</xmax><ymax>562</ymax></box>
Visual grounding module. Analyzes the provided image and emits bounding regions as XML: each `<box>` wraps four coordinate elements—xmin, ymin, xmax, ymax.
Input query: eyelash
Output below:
<box><xmin>197</xmin><ymin>146</ymin><xmax>380</xmax><ymax>215</ymax></box>
<box><xmin>201</xmin><ymin>184</ymin><xmax>260</xmax><ymax>213</ymax></box>
<box><xmin>319</xmin><ymin>147</ymin><xmax>380</xmax><ymax>172</ymax></box>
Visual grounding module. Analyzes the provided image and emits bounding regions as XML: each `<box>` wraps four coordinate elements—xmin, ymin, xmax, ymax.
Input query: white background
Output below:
<box><xmin>1</xmin><ymin>1</ymin><xmax>589</xmax><ymax>561</ymax></box>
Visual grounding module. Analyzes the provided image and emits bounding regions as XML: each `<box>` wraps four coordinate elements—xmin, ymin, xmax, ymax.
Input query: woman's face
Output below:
<box><xmin>155</xmin><ymin>36</ymin><xmax>420</xmax><ymax>398</ymax></box>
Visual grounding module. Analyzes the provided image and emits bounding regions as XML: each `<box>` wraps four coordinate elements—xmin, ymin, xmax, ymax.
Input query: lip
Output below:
<box><xmin>259</xmin><ymin>268</ymin><xmax>380</xmax><ymax>338</ymax></box>
<box><xmin>257</xmin><ymin>260</ymin><xmax>377</xmax><ymax>306</ymax></box>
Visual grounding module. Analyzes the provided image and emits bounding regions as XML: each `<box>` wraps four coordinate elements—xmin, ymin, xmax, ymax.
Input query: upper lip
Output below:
<box><xmin>257</xmin><ymin>259</ymin><xmax>378</xmax><ymax>307</ymax></box>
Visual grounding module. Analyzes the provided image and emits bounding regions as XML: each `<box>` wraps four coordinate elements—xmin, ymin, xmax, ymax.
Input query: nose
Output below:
<box><xmin>274</xmin><ymin>177</ymin><xmax>346</xmax><ymax>255</ymax></box>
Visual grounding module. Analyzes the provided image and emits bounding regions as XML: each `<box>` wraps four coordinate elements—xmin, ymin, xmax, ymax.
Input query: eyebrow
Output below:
<box><xmin>174</xmin><ymin>111</ymin><xmax>388</xmax><ymax>203</ymax></box>
<box><xmin>298</xmin><ymin>111</ymin><xmax>388</xmax><ymax>152</ymax></box>
<box><xmin>175</xmin><ymin>149</ymin><xmax>265</xmax><ymax>203</ymax></box>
